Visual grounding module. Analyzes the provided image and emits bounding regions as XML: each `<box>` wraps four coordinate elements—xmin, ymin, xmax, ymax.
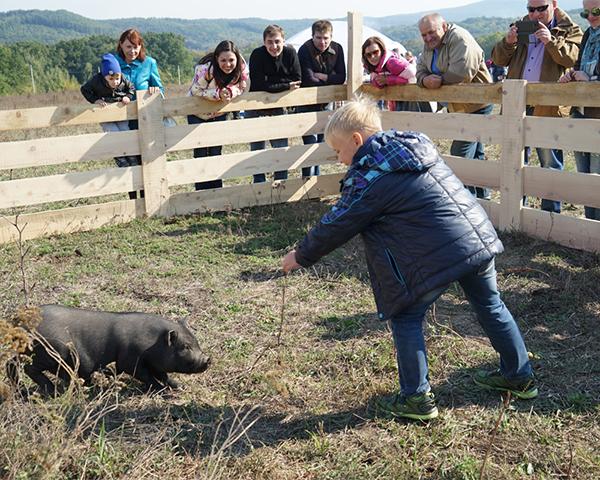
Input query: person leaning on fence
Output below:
<box><xmin>248</xmin><ymin>24</ymin><xmax>302</xmax><ymax>183</ymax></box>
<box><xmin>558</xmin><ymin>0</ymin><xmax>600</xmax><ymax>220</ymax></box>
<box><xmin>281</xmin><ymin>97</ymin><xmax>537</xmax><ymax>421</ymax></box>
<box><xmin>362</xmin><ymin>36</ymin><xmax>416</xmax><ymax>88</ymax></box>
<box><xmin>80</xmin><ymin>53</ymin><xmax>137</xmax><ymax>168</ymax></box>
<box><xmin>116</xmin><ymin>28</ymin><xmax>165</xmax><ymax>199</ymax></box>
<box><xmin>297</xmin><ymin>19</ymin><xmax>346</xmax><ymax>178</ymax></box>
<box><xmin>491</xmin><ymin>0</ymin><xmax>583</xmax><ymax>214</ymax></box>
<box><xmin>187</xmin><ymin>41</ymin><xmax>249</xmax><ymax>191</ymax></box>
<box><xmin>416</xmin><ymin>13</ymin><xmax>494</xmax><ymax>200</ymax></box>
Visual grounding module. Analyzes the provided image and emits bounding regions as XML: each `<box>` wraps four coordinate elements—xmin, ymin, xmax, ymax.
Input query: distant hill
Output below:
<box><xmin>0</xmin><ymin>3</ymin><xmax>589</xmax><ymax>96</ymax></box>
<box><xmin>366</xmin><ymin>0</ymin><xmax>582</xmax><ymax>28</ymax></box>
<box><xmin>0</xmin><ymin>10</ymin><xmax>311</xmax><ymax>51</ymax></box>
<box><xmin>0</xmin><ymin>1</ymin><xmax>586</xmax><ymax>52</ymax></box>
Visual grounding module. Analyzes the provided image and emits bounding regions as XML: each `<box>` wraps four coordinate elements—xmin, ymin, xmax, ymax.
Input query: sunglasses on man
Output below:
<box><xmin>580</xmin><ymin>7</ymin><xmax>600</xmax><ymax>19</ymax></box>
<box><xmin>527</xmin><ymin>4</ymin><xmax>549</xmax><ymax>13</ymax></box>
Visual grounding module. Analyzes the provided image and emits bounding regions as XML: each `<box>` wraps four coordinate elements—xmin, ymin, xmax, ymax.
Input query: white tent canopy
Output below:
<box><xmin>285</xmin><ymin>21</ymin><xmax>407</xmax><ymax>60</ymax></box>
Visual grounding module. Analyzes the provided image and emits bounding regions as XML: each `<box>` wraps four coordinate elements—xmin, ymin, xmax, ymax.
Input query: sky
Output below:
<box><xmin>0</xmin><ymin>0</ymin><xmax>478</xmax><ymax>20</ymax></box>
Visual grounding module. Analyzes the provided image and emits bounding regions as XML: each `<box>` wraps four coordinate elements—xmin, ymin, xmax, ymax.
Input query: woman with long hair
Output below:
<box><xmin>361</xmin><ymin>36</ymin><xmax>415</xmax><ymax>89</ymax></box>
<box><xmin>187</xmin><ymin>40</ymin><xmax>249</xmax><ymax>190</ymax></box>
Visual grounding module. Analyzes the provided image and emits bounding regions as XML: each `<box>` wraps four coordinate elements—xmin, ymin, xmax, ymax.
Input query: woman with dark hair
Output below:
<box><xmin>361</xmin><ymin>36</ymin><xmax>415</xmax><ymax>89</ymax></box>
<box><xmin>187</xmin><ymin>40</ymin><xmax>249</xmax><ymax>190</ymax></box>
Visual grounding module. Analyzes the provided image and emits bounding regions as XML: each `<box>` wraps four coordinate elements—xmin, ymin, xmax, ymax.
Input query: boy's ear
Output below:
<box><xmin>352</xmin><ymin>132</ymin><xmax>365</xmax><ymax>147</ymax></box>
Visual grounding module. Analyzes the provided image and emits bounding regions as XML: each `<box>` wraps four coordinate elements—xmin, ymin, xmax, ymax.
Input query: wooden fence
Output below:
<box><xmin>1</xmin><ymin>12</ymin><xmax>599</xmax><ymax>253</ymax></box>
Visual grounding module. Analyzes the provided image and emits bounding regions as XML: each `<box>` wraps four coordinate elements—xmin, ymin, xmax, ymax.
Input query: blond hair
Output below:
<box><xmin>324</xmin><ymin>96</ymin><xmax>382</xmax><ymax>141</ymax></box>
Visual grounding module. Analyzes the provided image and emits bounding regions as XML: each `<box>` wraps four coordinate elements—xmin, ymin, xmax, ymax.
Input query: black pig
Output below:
<box><xmin>11</xmin><ymin>304</ymin><xmax>210</xmax><ymax>394</ymax></box>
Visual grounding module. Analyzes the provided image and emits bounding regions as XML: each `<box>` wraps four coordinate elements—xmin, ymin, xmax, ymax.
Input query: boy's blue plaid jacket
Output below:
<box><xmin>295</xmin><ymin>130</ymin><xmax>503</xmax><ymax>320</ymax></box>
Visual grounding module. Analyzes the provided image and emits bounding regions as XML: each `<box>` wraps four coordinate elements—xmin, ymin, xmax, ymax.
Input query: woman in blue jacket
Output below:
<box><xmin>115</xmin><ymin>28</ymin><xmax>164</xmax><ymax>198</ymax></box>
<box><xmin>116</xmin><ymin>28</ymin><xmax>164</xmax><ymax>102</ymax></box>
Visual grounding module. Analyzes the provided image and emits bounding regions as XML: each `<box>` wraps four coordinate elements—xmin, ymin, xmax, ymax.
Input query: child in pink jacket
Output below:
<box><xmin>362</xmin><ymin>36</ymin><xmax>416</xmax><ymax>88</ymax></box>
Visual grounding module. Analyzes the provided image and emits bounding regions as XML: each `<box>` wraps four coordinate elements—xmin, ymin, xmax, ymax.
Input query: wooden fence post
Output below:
<box><xmin>499</xmin><ymin>80</ymin><xmax>527</xmax><ymax>231</ymax></box>
<box><xmin>347</xmin><ymin>11</ymin><xmax>363</xmax><ymax>100</ymax></box>
<box><xmin>137</xmin><ymin>90</ymin><xmax>170</xmax><ymax>217</ymax></box>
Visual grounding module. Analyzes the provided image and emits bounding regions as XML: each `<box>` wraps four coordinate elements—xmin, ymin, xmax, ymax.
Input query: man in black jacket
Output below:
<box><xmin>297</xmin><ymin>20</ymin><xmax>346</xmax><ymax>177</ymax></box>
<box><xmin>248</xmin><ymin>25</ymin><xmax>301</xmax><ymax>183</ymax></box>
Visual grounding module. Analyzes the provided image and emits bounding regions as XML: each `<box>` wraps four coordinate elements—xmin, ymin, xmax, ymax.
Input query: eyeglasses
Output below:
<box><xmin>365</xmin><ymin>49</ymin><xmax>381</xmax><ymax>58</ymax></box>
<box><xmin>527</xmin><ymin>4</ymin><xmax>550</xmax><ymax>13</ymax></box>
<box><xmin>580</xmin><ymin>7</ymin><xmax>600</xmax><ymax>18</ymax></box>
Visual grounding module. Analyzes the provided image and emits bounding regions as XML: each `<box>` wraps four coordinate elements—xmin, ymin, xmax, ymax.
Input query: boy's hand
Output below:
<box><xmin>121</xmin><ymin>97</ymin><xmax>131</xmax><ymax>105</ymax></box>
<box><xmin>94</xmin><ymin>99</ymin><xmax>107</xmax><ymax>108</ymax></box>
<box><xmin>282</xmin><ymin>250</ymin><xmax>301</xmax><ymax>273</ymax></box>
<box><xmin>289</xmin><ymin>81</ymin><xmax>301</xmax><ymax>90</ymax></box>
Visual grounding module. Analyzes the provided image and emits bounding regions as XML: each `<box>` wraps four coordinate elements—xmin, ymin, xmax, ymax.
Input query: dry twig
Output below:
<box><xmin>479</xmin><ymin>392</ymin><xmax>511</xmax><ymax>480</ymax></box>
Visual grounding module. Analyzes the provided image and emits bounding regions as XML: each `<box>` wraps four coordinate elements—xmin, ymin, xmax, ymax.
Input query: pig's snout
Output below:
<box><xmin>182</xmin><ymin>353</ymin><xmax>210</xmax><ymax>373</ymax></box>
<box><xmin>197</xmin><ymin>355</ymin><xmax>211</xmax><ymax>372</ymax></box>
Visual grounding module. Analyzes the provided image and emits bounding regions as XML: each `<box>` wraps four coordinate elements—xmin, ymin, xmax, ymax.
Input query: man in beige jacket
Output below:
<box><xmin>491</xmin><ymin>0</ymin><xmax>582</xmax><ymax>213</ymax></box>
<box><xmin>417</xmin><ymin>13</ymin><xmax>493</xmax><ymax>199</ymax></box>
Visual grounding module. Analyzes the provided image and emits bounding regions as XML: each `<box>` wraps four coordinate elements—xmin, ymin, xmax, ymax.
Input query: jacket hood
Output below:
<box><xmin>374</xmin><ymin>49</ymin><xmax>394</xmax><ymax>72</ymax></box>
<box><xmin>352</xmin><ymin>130</ymin><xmax>440</xmax><ymax>174</ymax></box>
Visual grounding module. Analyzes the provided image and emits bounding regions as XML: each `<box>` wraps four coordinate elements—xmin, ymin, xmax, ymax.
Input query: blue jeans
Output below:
<box><xmin>297</xmin><ymin>104</ymin><xmax>325</xmax><ymax>177</ymax></box>
<box><xmin>246</xmin><ymin>109</ymin><xmax>288</xmax><ymax>183</ymax></box>
<box><xmin>574</xmin><ymin>150</ymin><xmax>600</xmax><ymax>220</ymax></box>
<box><xmin>524</xmin><ymin>107</ymin><xmax>564</xmax><ymax>213</ymax></box>
<box><xmin>571</xmin><ymin>109</ymin><xmax>600</xmax><ymax>220</ymax></box>
<box><xmin>390</xmin><ymin>259</ymin><xmax>532</xmax><ymax>397</ymax></box>
<box><xmin>187</xmin><ymin>114</ymin><xmax>227</xmax><ymax>190</ymax></box>
<box><xmin>450</xmin><ymin>104</ymin><xmax>494</xmax><ymax>200</ymax></box>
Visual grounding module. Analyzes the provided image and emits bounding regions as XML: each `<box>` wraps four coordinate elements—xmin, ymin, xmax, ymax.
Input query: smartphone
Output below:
<box><xmin>515</xmin><ymin>20</ymin><xmax>540</xmax><ymax>44</ymax></box>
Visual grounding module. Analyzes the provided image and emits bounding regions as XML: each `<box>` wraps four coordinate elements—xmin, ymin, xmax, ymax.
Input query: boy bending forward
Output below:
<box><xmin>282</xmin><ymin>98</ymin><xmax>536</xmax><ymax>420</ymax></box>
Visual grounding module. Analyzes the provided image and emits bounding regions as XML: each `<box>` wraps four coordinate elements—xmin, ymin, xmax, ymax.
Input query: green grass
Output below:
<box><xmin>0</xmin><ymin>199</ymin><xmax>599</xmax><ymax>479</ymax></box>
<box><xmin>0</xmin><ymin>91</ymin><xmax>598</xmax><ymax>478</ymax></box>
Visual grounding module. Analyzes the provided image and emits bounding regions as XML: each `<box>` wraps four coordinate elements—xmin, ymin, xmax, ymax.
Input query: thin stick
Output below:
<box><xmin>479</xmin><ymin>392</ymin><xmax>511</xmax><ymax>480</ymax></box>
<box><xmin>565</xmin><ymin>433</ymin><xmax>574</xmax><ymax>479</ymax></box>
<box><xmin>276</xmin><ymin>272</ymin><xmax>287</xmax><ymax>350</ymax></box>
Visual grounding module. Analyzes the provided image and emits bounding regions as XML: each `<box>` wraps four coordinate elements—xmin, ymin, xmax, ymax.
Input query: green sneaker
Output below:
<box><xmin>474</xmin><ymin>369</ymin><xmax>538</xmax><ymax>399</ymax></box>
<box><xmin>377</xmin><ymin>392</ymin><xmax>439</xmax><ymax>420</ymax></box>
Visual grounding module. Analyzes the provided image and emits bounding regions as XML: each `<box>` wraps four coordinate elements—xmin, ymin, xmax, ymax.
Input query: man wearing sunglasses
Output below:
<box><xmin>492</xmin><ymin>0</ymin><xmax>582</xmax><ymax>214</ymax></box>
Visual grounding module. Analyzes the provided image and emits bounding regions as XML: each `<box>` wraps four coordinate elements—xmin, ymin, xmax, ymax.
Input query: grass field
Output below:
<box><xmin>0</xmin><ymin>199</ymin><xmax>599</xmax><ymax>479</ymax></box>
<box><xmin>0</xmin><ymin>89</ymin><xmax>598</xmax><ymax>479</ymax></box>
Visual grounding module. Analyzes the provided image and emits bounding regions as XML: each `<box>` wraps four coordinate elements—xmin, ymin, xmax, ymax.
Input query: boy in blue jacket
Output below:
<box><xmin>282</xmin><ymin>97</ymin><xmax>536</xmax><ymax>420</ymax></box>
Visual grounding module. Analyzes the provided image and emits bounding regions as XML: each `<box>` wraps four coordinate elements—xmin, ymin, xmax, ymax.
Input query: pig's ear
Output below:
<box><xmin>166</xmin><ymin>329</ymin><xmax>178</xmax><ymax>346</ymax></box>
<box><xmin>178</xmin><ymin>317</ymin><xmax>190</xmax><ymax>329</ymax></box>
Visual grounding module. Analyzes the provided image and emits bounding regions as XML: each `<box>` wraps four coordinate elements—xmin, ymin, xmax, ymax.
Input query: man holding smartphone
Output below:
<box><xmin>491</xmin><ymin>0</ymin><xmax>582</xmax><ymax>213</ymax></box>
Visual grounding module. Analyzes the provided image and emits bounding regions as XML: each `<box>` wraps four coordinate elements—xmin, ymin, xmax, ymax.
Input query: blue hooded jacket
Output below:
<box><xmin>295</xmin><ymin>130</ymin><xmax>503</xmax><ymax>320</ymax></box>
<box><xmin>116</xmin><ymin>54</ymin><xmax>164</xmax><ymax>99</ymax></box>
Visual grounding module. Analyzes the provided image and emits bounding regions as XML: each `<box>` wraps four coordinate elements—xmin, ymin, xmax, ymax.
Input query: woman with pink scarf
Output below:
<box><xmin>361</xmin><ymin>36</ymin><xmax>416</xmax><ymax>88</ymax></box>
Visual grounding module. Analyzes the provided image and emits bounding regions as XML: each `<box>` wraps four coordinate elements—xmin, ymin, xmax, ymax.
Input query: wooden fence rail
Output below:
<box><xmin>1</xmin><ymin>12</ymin><xmax>600</xmax><ymax>252</ymax></box>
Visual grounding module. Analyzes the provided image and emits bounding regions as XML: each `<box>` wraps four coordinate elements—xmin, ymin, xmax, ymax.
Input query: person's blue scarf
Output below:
<box><xmin>581</xmin><ymin>26</ymin><xmax>600</xmax><ymax>77</ymax></box>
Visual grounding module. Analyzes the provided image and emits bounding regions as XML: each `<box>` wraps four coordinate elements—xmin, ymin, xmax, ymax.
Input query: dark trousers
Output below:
<box><xmin>297</xmin><ymin>104</ymin><xmax>326</xmax><ymax>177</ymax></box>
<box><xmin>450</xmin><ymin>104</ymin><xmax>494</xmax><ymax>200</ymax></box>
<box><xmin>245</xmin><ymin>109</ymin><xmax>288</xmax><ymax>183</ymax></box>
<box><xmin>187</xmin><ymin>114</ymin><xmax>227</xmax><ymax>190</ymax></box>
<box><xmin>126</xmin><ymin>119</ymin><xmax>144</xmax><ymax>199</ymax></box>
<box><xmin>524</xmin><ymin>106</ymin><xmax>563</xmax><ymax>213</ymax></box>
